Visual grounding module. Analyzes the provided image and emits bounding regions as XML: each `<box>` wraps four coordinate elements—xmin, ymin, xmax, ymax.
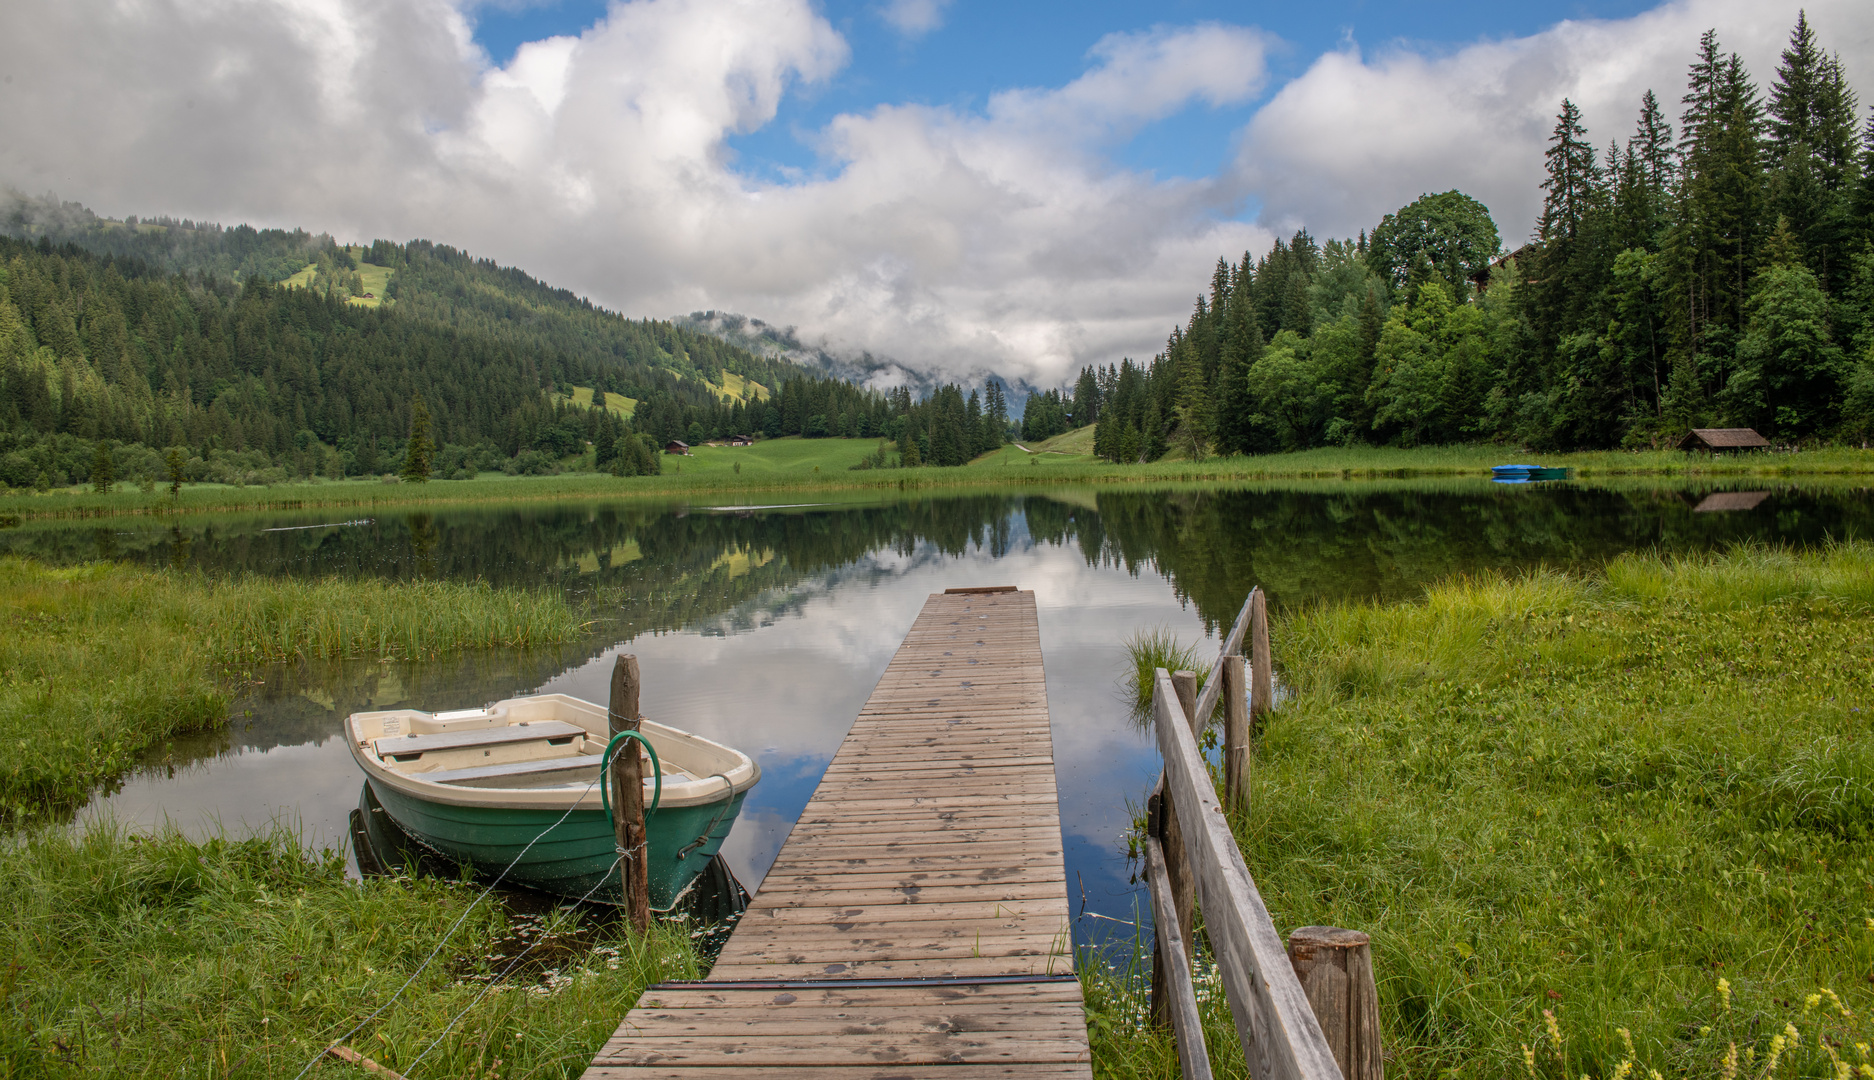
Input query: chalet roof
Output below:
<box><xmin>665</xmin><ymin>439</ymin><xmax>689</xmax><ymax>449</ymax></box>
<box><xmin>1680</xmin><ymin>428</ymin><xmax>1769</xmax><ymax>450</ymax></box>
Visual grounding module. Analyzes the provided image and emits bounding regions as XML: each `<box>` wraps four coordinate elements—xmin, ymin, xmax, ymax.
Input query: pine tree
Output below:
<box><xmin>401</xmin><ymin>397</ymin><xmax>434</xmax><ymax>482</ymax></box>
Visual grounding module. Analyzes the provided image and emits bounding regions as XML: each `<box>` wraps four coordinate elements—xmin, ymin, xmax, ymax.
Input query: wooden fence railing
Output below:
<box><xmin>1144</xmin><ymin>588</ymin><xmax>1382</xmax><ymax>1080</ymax></box>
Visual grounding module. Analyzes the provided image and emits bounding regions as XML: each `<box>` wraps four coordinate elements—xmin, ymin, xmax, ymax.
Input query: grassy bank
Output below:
<box><xmin>0</xmin><ymin>558</ymin><xmax>588</xmax><ymax>819</ymax></box>
<box><xmin>1091</xmin><ymin>543</ymin><xmax>1874</xmax><ymax>1077</ymax></box>
<box><xmin>4</xmin><ymin>439</ymin><xmax>1872</xmax><ymax>521</ymax></box>
<box><xmin>1</xmin><ymin>825</ymin><xmax>697</xmax><ymax>1078</ymax></box>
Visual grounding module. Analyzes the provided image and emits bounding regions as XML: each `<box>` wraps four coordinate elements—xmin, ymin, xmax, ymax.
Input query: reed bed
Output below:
<box><xmin>0</xmin><ymin>558</ymin><xmax>589</xmax><ymax>819</ymax></box>
<box><xmin>1213</xmin><ymin>541</ymin><xmax>1874</xmax><ymax>1077</ymax></box>
<box><xmin>0</xmin><ymin>824</ymin><xmax>697</xmax><ymax>1078</ymax></box>
<box><xmin>1120</xmin><ymin>625</ymin><xmax>1212</xmax><ymax>721</ymax></box>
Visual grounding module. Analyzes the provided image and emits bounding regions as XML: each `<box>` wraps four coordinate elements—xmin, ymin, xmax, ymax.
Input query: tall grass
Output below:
<box><xmin>0</xmin><ymin>558</ymin><xmax>589</xmax><ymax>819</ymax></box>
<box><xmin>0</xmin><ymin>825</ymin><xmax>696</xmax><ymax>1077</ymax></box>
<box><xmin>1121</xmin><ymin>626</ymin><xmax>1212</xmax><ymax>720</ymax></box>
<box><xmin>1217</xmin><ymin>541</ymin><xmax>1874</xmax><ymax>1076</ymax></box>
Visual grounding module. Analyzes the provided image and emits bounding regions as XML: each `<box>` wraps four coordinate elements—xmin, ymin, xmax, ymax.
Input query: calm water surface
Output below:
<box><xmin>13</xmin><ymin>478</ymin><xmax>1868</xmax><ymax>956</ymax></box>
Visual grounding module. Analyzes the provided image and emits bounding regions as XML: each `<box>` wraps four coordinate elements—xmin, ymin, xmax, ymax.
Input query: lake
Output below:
<box><xmin>10</xmin><ymin>477</ymin><xmax>1870</xmax><ymax>959</ymax></box>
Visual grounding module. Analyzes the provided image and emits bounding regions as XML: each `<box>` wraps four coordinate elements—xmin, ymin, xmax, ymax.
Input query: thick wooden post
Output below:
<box><xmin>609</xmin><ymin>654</ymin><xmax>649</xmax><ymax>932</ymax></box>
<box><xmin>1249</xmin><ymin>589</ymin><xmax>1274</xmax><ymax>727</ymax></box>
<box><xmin>1286</xmin><ymin>927</ymin><xmax>1383</xmax><ymax>1080</ymax></box>
<box><xmin>1222</xmin><ymin>654</ymin><xmax>1250</xmax><ymax>814</ymax></box>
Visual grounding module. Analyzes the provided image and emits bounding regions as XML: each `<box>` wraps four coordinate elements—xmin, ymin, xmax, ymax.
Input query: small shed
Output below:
<box><xmin>1679</xmin><ymin>428</ymin><xmax>1769</xmax><ymax>452</ymax></box>
<box><xmin>728</xmin><ymin>434</ymin><xmax>754</xmax><ymax>447</ymax></box>
<box><xmin>664</xmin><ymin>440</ymin><xmax>691</xmax><ymax>455</ymax></box>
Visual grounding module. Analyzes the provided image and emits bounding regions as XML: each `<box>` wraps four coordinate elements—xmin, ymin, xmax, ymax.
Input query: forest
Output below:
<box><xmin>1067</xmin><ymin>14</ymin><xmax>1874</xmax><ymax>461</ymax></box>
<box><xmin>0</xmin><ymin>213</ymin><xmax>980</xmax><ymax>487</ymax></box>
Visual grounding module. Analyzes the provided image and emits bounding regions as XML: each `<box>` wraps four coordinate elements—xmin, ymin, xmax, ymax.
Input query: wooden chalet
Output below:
<box><xmin>663</xmin><ymin>440</ymin><xmax>691</xmax><ymax>455</ymax></box>
<box><xmin>1679</xmin><ymin>428</ymin><xmax>1769</xmax><ymax>453</ymax></box>
<box><xmin>727</xmin><ymin>433</ymin><xmax>754</xmax><ymax>446</ymax></box>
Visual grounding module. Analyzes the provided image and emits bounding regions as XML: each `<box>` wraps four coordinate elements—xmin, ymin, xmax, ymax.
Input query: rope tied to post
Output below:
<box><xmin>598</xmin><ymin>729</ymin><xmax>662</xmax><ymax>818</ymax></box>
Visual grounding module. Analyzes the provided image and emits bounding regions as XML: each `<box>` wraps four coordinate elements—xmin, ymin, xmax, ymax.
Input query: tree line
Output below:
<box><xmin>1057</xmin><ymin>14</ymin><xmax>1874</xmax><ymax>461</ymax></box>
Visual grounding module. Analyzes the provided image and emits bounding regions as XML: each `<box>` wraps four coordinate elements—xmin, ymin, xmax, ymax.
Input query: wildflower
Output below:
<box><xmin>1787</xmin><ymin>1022</ymin><xmax>1801</xmax><ymax>1048</ymax></box>
<box><xmin>1701</xmin><ymin>1026</ymin><xmax>1713</xmax><ymax>1036</ymax></box>
<box><xmin>1822</xmin><ymin>988</ymin><xmax>1852</xmax><ymax>1017</ymax></box>
<box><xmin>1806</xmin><ymin>993</ymin><xmax>1823</xmax><ymax>1013</ymax></box>
<box><xmin>1523</xmin><ymin>1044</ymin><xmax>1537</xmax><ymax>1078</ymax></box>
<box><xmin>1721</xmin><ymin>1042</ymin><xmax>1739</xmax><ymax>1080</ymax></box>
<box><xmin>1611</xmin><ymin>1061</ymin><xmax>1633</xmax><ymax>1080</ymax></box>
<box><xmin>1763</xmin><ymin>1031</ymin><xmax>1789</xmax><ymax>1076</ymax></box>
<box><xmin>1544</xmin><ymin>1008</ymin><xmax>1564</xmax><ymax>1054</ymax></box>
<box><xmin>1717</xmin><ymin>976</ymin><xmax>1731</xmax><ymax>1012</ymax></box>
<box><xmin>1620</xmin><ymin>1027</ymin><xmax>1636</xmax><ymax>1059</ymax></box>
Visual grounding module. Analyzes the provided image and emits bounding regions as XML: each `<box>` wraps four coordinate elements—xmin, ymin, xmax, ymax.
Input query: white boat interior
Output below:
<box><xmin>346</xmin><ymin>693</ymin><xmax>758</xmax><ymax>810</ymax></box>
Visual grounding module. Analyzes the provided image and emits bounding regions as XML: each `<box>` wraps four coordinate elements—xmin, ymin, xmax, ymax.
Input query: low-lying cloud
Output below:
<box><xmin>0</xmin><ymin>0</ymin><xmax>1865</xmax><ymax>387</ymax></box>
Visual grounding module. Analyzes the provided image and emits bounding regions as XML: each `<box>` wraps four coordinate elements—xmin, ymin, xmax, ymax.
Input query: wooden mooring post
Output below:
<box><xmin>1146</xmin><ymin>588</ymin><xmax>1383</xmax><ymax>1080</ymax></box>
<box><xmin>608</xmin><ymin>653</ymin><xmax>650</xmax><ymax>932</ymax></box>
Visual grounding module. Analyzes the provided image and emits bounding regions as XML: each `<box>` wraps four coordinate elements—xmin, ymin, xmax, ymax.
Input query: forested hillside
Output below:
<box><xmin>0</xmin><ymin>197</ymin><xmax>954</xmax><ymax>486</ymax></box>
<box><xmin>1064</xmin><ymin>15</ymin><xmax>1874</xmax><ymax>461</ymax></box>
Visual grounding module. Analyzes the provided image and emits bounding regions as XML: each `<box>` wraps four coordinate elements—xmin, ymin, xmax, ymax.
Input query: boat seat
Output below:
<box><xmin>424</xmin><ymin>755</ymin><xmax>602</xmax><ymax>785</ymax></box>
<box><xmin>375</xmin><ymin>720</ymin><xmax>586</xmax><ymax>760</ymax></box>
<box><xmin>422</xmin><ymin>756</ymin><xmax>696</xmax><ymax>786</ymax></box>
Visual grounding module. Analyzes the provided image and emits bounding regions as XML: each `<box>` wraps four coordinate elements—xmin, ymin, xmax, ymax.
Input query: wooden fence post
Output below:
<box><xmin>609</xmin><ymin>654</ymin><xmax>650</xmax><ymax>932</ymax></box>
<box><xmin>1150</xmin><ymin>669</ymin><xmax>1202</xmax><ymax>1027</ymax></box>
<box><xmin>1169</xmin><ymin>671</ymin><xmax>1201</xmax><ymax>956</ymax></box>
<box><xmin>1222</xmin><ymin>654</ymin><xmax>1250</xmax><ymax>814</ymax></box>
<box><xmin>1286</xmin><ymin>927</ymin><xmax>1383</xmax><ymax>1080</ymax></box>
<box><xmin>1249</xmin><ymin>589</ymin><xmax>1274</xmax><ymax>727</ymax></box>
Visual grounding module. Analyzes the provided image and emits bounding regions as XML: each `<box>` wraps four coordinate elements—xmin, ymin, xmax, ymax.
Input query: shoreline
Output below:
<box><xmin>5</xmin><ymin>443</ymin><xmax>1872</xmax><ymax>522</ymax></box>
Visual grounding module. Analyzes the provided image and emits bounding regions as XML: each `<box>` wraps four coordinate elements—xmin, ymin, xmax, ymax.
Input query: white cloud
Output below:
<box><xmin>1235</xmin><ymin>0</ymin><xmax>1874</xmax><ymax>242</ymax></box>
<box><xmin>1</xmin><ymin>0</ymin><xmax>1865</xmax><ymax>388</ymax></box>
<box><xmin>878</xmin><ymin>0</ymin><xmax>950</xmax><ymax>39</ymax></box>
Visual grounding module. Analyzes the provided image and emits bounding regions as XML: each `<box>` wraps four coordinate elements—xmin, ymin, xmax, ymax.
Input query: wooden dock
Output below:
<box><xmin>583</xmin><ymin>587</ymin><xmax>1091</xmax><ymax>1078</ymax></box>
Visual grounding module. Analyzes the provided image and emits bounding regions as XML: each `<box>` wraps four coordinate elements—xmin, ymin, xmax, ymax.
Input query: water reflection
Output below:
<box><xmin>47</xmin><ymin>479</ymin><xmax>1874</xmax><ymax>956</ymax></box>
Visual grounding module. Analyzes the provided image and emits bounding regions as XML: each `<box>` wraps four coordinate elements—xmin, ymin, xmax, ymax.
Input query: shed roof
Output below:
<box><xmin>1680</xmin><ymin>428</ymin><xmax>1769</xmax><ymax>450</ymax></box>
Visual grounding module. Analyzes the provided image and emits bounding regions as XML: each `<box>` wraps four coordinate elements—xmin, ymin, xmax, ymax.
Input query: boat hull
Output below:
<box><xmin>367</xmin><ymin>775</ymin><xmax>747</xmax><ymax>910</ymax></box>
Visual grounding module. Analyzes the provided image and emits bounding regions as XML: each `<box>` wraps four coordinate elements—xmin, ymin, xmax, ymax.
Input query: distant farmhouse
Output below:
<box><xmin>664</xmin><ymin>440</ymin><xmax>691</xmax><ymax>455</ymax></box>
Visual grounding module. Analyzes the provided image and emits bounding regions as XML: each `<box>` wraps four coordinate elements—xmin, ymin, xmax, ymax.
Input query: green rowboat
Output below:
<box><xmin>345</xmin><ymin>693</ymin><xmax>758</xmax><ymax>910</ymax></box>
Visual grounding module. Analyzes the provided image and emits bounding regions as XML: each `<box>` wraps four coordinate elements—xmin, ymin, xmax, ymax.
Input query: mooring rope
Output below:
<box><xmin>402</xmin><ymin>851</ymin><xmax>629</xmax><ymax>1077</ymax></box>
<box><xmin>289</xmin><ymin>769</ymin><xmax>606</xmax><ymax>1080</ymax></box>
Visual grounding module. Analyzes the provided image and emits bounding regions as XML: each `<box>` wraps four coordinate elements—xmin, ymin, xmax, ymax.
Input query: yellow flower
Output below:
<box><xmin>1721</xmin><ymin>1042</ymin><xmax>1739</xmax><ymax>1080</ymax></box>
<box><xmin>1717</xmin><ymin>977</ymin><xmax>1732</xmax><ymax>1012</ymax></box>
<box><xmin>1523</xmin><ymin>1044</ymin><xmax>1538</xmax><ymax>1078</ymax></box>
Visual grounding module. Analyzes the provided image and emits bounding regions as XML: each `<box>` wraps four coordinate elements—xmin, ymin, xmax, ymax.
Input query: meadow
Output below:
<box><xmin>3</xmin><ymin>435</ymin><xmax>1871</xmax><ymax>522</ymax></box>
<box><xmin>1091</xmin><ymin>543</ymin><xmax>1874</xmax><ymax>1078</ymax></box>
<box><xmin>0</xmin><ymin>558</ymin><xmax>588</xmax><ymax>820</ymax></box>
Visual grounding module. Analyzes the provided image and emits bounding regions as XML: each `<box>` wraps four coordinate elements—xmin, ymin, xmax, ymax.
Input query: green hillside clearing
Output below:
<box><xmin>558</xmin><ymin>386</ymin><xmax>639</xmax><ymax>417</ymax></box>
<box><xmin>278</xmin><ymin>249</ymin><xmax>392</xmax><ymax>307</ymax></box>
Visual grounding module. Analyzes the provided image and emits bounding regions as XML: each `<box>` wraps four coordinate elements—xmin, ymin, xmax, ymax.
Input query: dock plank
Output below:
<box><xmin>582</xmin><ymin>590</ymin><xmax>1089</xmax><ymax>1079</ymax></box>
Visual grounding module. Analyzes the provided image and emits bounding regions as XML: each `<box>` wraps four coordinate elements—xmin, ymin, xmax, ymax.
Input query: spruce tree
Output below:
<box><xmin>401</xmin><ymin>397</ymin><xmax>434</xmax><ymax>482</ymax></box>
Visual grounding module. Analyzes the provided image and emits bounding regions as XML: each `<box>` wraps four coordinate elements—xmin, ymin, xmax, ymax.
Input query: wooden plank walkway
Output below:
<box><xmin>584</xmin><ymin>587</ymin><xmax>1091</xmax><ymax>1078</ymax></box>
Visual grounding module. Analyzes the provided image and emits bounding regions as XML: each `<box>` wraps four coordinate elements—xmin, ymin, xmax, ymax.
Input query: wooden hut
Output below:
<box><xmin>664</xmin><ymin>440</ymin><xmax>691</xmax><ymax>455</ymax></box>
<box><xmin>1679</xmin><ymin>428</ymin><xmax>1769</xmax><ymax>452</ymax></box>
<box><xmin>727</xmin><ymin>434</ymin><xmax>753</xmax><ymax>446</ymax></box>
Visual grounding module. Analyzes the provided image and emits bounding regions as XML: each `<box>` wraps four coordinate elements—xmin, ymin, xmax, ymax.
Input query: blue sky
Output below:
<box><xmin>472</xmin><ymin>0</ymin><xmax>1661</xmax><ymax>189</ymax></box>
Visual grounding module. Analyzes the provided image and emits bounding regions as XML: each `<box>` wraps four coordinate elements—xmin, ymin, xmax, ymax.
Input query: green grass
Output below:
<box><xmin>1162</xmin><ymin>543</ymin><xmax>1874</xmax><ymax>1077</ymax></box>
<box><xmin>8</xmin><ymin>441</ymin><xmax>1871</xmax><ymax>522</ymax></box>
<box><xmin>1121</xmin><ymin>626</ymin><xmax>1212</xmax><ymax>721</ymax></box>
<box><xmin>1</xmin><ymin>824</ymin><xmax>697</xmax><ymax>1078</ymax></box>
<box><xmin>0</xmin><ymin>558</ymin><xmax>589</xmax><ymax>819</ymax></box>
